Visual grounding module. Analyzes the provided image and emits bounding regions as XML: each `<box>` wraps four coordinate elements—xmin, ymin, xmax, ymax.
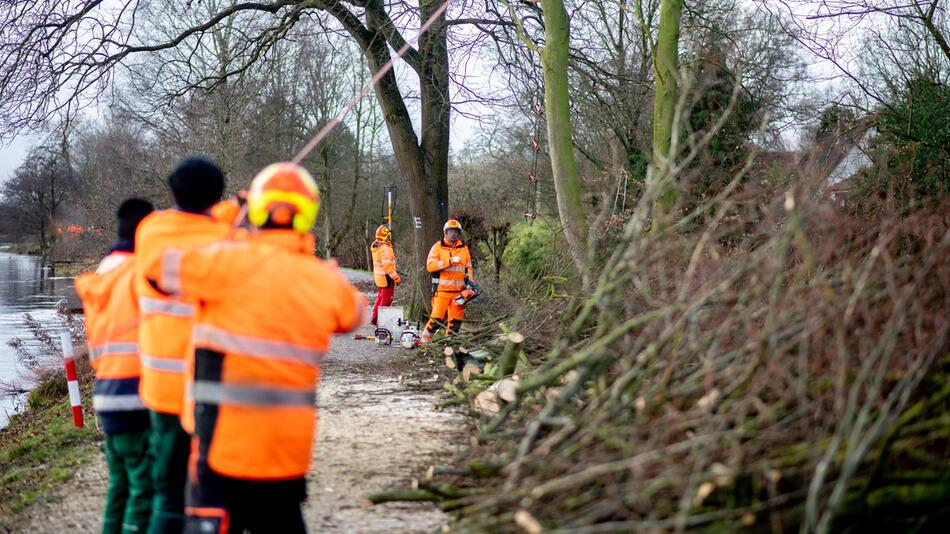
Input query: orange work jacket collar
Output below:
<box><xmin>440</xmin><ymin>238</ymin><xmax>466</xmax><ymax>250</ymax></box>
<box><xmin>169</xmin><ymin>207</ymin><xmax>216</xmax><ymax>220</ymax></box>
<box><xmin>251</xmin><ymin>229</ymin><xmax>315</xmax><ymax>255</ymax></box>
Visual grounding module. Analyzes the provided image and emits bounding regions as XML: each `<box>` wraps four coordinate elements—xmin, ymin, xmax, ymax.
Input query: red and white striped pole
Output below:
<box><xmin>61</xmin><ymin>330</ymin><xmax>84</xmax><ymax>428</ymax></box>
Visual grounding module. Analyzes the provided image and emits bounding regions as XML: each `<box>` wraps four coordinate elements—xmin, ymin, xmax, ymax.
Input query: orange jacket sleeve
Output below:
<box><xmin>148</xmin><ymin>241</ymin><xmax>251</xmax><ymax>302</ymax></box>
<box><xmin>320</xmin><ymin>262</ymin><xmax>366</xmax><ymax>333</ymax></box>
<box><xmin>381</xmin><ymin>244</ymin><xmax>398</xmax><ymax>278</ymax></box>
<box><xmin>426</xmin><ymin>242</ymin><xmax>448</xmax><ymax>273</ymax></box>
<box><xmin>465</xmin><ymin>247</ymin><xmax>475</xmax><ymax>282</ymax></box>
<box><xmin>210</xmin><ymin>194</ymin><xmax>248</xmax><ymax>226</ymax></box>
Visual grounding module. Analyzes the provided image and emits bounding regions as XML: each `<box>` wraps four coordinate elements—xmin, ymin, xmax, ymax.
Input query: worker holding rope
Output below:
<box><xmin>133</xmin><ymin>157</ymin><xmax>240</xmax><ymax>533</ymax></box>
<box><xmin>146</xmin><ymin>162</ymin><xmax>364</xmax><ymax>533</ymax></box>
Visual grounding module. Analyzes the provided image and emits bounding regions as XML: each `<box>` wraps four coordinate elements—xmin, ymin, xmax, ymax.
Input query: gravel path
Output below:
<box><xmin>7</xmin><ymin>282</ymin><xmax>463</xmax><ymax>533</ymax></box>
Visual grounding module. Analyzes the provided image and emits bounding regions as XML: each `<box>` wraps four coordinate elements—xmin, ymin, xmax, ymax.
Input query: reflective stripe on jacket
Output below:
<box><xmin>426</xmin><ymin>239</ymin><xmax>474</xmax><ymax>293</ymax></box>
<box><xmin>148</xmin><ymin>229</ymin><xmax>365</xmax><ymax>480</ymax></box>
<box><xmin>134</xmin><ymin>208</ymin><xmax>235</xmax><ymax>416</ymax></box>
<box><xmin>371</xmin><ymin>241</ymin><xmax>397</xmax><ymax>288</ymax></box>
<box><xmin>74</xmin><ymin>252</ymin><xmax>149</xmax><ymax>434</ymax></box>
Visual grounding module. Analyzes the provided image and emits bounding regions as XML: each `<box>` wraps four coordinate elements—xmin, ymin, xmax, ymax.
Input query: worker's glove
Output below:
<box><xmin>451</xmin><ymin>256</ymin><xmax>462</xmax><ymax>265</ymax></box>
<box><xmin>236</xmin><ymin>189</ymin><xmax>248</xmax><ymax>207</ymax></box>
<box><xmin>393</xmin><ymin>274</ymin><xmax>402</xmax><ymax>285</ymax></box>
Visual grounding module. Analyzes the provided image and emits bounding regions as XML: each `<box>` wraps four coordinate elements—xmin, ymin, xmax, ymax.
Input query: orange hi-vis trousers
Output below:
<box><xmin>423</xmin><ymin>291</ymin><xmax>464</xmax><ymax>340</ymax></box>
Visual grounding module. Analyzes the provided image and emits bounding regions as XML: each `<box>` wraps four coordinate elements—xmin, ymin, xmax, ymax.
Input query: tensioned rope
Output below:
<box><xmin>291</xmin><ymin>0</ymin><xmax>451</xmax><ymax>164</ymax></box>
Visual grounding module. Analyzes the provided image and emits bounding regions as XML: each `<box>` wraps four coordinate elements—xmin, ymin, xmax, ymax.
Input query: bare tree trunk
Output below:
<box><xmin>352</xmin><ymin>4</ymin><xmax>446</xmax><ymax>316</ymax></box>
<box><xmin>540</xmin><ymin>0</ymin><xmax>587</xmax><ymax>275</ymax></box>
<box><xmin>321</xmin><ymin>147</ymin><xmax>333</xmax><ymax>258</ymax></box>
<box><xmin>420</xmin><ymin>0</ymin><xmax>451</xmax><ymax>221</ymax></box>
<box><xmin>364</xmin><ymin>220</ymin><xmax>372</xmax><ymax>271</ymax></box>
<box><xmin>651</xmin><ymin>0</ymin><xmax>683</xmax><ymax>226</ymax></box>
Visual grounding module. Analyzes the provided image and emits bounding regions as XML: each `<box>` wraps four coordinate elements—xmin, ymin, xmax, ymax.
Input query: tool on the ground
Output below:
<box><xmin>353</xmin><ymin>334</ymin><xmax>376</xmax><ymax>341</ymax></box>
<box><xmin>453</xmin><ymin>280</ymin><xmax>482</xmax><ymax>307</ymax></box>
<box><xmin>396</xmin><ymin>318</ymin><xmax>422</xmax><ymax>349</ymax></box>
<box><xmin>374</xmin><ymin>328</ymin><xmax>393</xmax><ymax>346</ymax></box>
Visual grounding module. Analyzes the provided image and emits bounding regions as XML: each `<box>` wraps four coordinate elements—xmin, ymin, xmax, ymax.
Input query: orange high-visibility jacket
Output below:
<box><xmin>134</xmin><ymin>209</ymin><xmax>234</xmax><ymax>416</ymax></box>
<box><xmin>371</xmin><ymin>241</ymin><xmax>397</xmax><ymax>288</ymax></box>
<box><xmin>74</xmin><ymin>252</ymin><xmax>148</xmax><ymax>432</ymax></box>
<box><xmin>148</xmin><ymin>230</ymin><xmax>365</xmax><ymax>480</ymax></box>
<box><xmin>427</xmin><ymin>239</ymin><xmax>474</xmax><ymax>293</ymax></box>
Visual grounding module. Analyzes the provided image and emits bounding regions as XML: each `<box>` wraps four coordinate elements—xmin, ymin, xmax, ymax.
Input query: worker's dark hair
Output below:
<box><xmin>167</xmin><ymin>156</ymin><xmax>226</xmax><ymax>213</ymax></box>
<box><xmin>117</xmin><ymin>198</ymin><xmax>154</xmax><ymax>241</ymax></box>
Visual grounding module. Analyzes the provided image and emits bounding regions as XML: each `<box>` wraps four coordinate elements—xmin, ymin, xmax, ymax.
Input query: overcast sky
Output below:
<box><xmin>0</xmin><ymin>134</ymin><xmax>42</xmax><ymax>183</ymax></box>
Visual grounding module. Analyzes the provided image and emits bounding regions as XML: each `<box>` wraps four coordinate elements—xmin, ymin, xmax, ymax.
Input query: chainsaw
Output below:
<box><xmin>453</xmin><ymin>279</ymin><xmax>482</xmax><ymax>306</ymax></box>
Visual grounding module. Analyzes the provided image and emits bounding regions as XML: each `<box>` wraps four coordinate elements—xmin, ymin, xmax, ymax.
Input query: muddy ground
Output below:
<box><xmin>7</xmin><ymin>283</ymin><xmax>465</xmax><ymax>533</ymax></box>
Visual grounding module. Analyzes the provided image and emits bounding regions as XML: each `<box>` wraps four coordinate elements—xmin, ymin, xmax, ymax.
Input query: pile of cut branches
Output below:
<box><xmin>438</xmin><ymin>172</ymin><xmax>949</xmax><ymax>531</ymax></box>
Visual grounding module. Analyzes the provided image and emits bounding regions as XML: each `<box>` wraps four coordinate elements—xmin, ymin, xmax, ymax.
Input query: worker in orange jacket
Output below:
<box><xmin>134</xmin><ymin>156</ymin><xmax>232</xmax><ymax>534</ymax></box>
<box><xmin>146</xmin><ymin>162</ymin><xmax>365</xmax><ymax>534</ymax></box>
<box><xmin>75</xmin><ymin>198</ymin><xmax>155</xmax><ymax>534</ymax></box>
<box><xmin>370</xmin><ymin>224</ymin><xmax>400</xmax><ymax>326</ymax></box>
<box><xmin>422</xmin><ymin>219</ymin><xmax>474</xmax><ymax>343</ymax></box>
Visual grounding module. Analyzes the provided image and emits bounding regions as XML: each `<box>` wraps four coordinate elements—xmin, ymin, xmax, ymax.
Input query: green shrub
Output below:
<box><xmin>866</xmin><ymin>77</ymin><xmax>950</xmax><ymax>205</ymax></box>
<box><xmin>26</xmin><ymin>370</ymin><xmax>67</xmax><ymax>410</ymax></box>
<box><xmin>501</xmin><ymin>219</ymin><xmax>556</xmax><ymax>281</ymax></box>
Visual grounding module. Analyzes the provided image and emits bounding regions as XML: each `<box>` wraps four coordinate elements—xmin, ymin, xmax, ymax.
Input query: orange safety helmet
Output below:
<box><xmin>375</xmin><ymin>224</ymin><xmax>392</xmax><ymax>242</ymax></box>
<box><xmin>247</xmin><ymin>163</ymin><xmax>320</xmax><ymax>233</ymax></box>
<box><xmin>443</xmin><ymin>219</ymin><xmax>463</xmax><ymax>233</ymax></box>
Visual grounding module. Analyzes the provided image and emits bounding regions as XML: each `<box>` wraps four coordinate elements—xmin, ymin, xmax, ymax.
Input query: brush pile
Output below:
<box><xmin>443</xmin><ymin>176</ymin><xmax>949</xmax><ymax>531</ymax></box>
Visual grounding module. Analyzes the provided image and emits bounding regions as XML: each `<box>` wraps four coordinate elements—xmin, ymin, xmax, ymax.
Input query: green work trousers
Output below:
<box><xmin>103</xmin><ymin>430</ymin><xmax>153</xmax><ymax>534</ymax></box>
<box><xmin>147</xmin><ymin>411</ymin><xmax>190</xmax><ymax>534</ymax></box>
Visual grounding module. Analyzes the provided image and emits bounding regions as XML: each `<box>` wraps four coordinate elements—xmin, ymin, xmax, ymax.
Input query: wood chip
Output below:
<box><xmin>514</xmin><ymin>509</ymin><xmax>542</xmax><ymax>534</ymax></box>
<box><xmin>695</xmin><ymin>388</ymin><xmax>720</xmax><ymax>411</ymax></box>
<box><xmin>560</xmin><ymin>369</ymin><xmax>579</xmax><ymax>385</ymax></box>
<box><xmin>693</xmin><ymin>482</ymin><xmax>715</xmax><ymax>506</ymax></box>
<box><xmin>496</xmin><ymin>378</ymin><xmax>519</xmax><ymax>403</ymax></box>
<box><xmin>462</xmin><ymin>363</ymin><xmax>481</xmax><ymax>382</ymax></box>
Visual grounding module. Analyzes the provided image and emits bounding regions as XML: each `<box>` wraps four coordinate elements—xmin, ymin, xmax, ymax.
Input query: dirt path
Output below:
<box><xmin>9</xmin><ymin>281</ymin><xmax>463</xmax><ymax>533</ymax></box>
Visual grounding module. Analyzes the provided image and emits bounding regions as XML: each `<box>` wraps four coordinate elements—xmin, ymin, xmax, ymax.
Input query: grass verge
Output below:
<box><xmin>0</xmin><ymin>360</ymin><xmax>100</xmax><ymax>527</ymax></box>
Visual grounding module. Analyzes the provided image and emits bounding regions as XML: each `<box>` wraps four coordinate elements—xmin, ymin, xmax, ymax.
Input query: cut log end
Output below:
<box><xmin>462</xmin><ymin>363</ymin><xmax>481</xmax><ymax>382</ymax></box>
<box><xmin>473</xmin><ymin>389</ymin><xmax>502</xmax><ymax>416</ymax></box>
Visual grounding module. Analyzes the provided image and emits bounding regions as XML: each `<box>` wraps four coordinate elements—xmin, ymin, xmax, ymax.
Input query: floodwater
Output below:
<box><xmin>0</xmin><ymin>250</ymin><xmax>77</xmax><ymax>428</ymax></box>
